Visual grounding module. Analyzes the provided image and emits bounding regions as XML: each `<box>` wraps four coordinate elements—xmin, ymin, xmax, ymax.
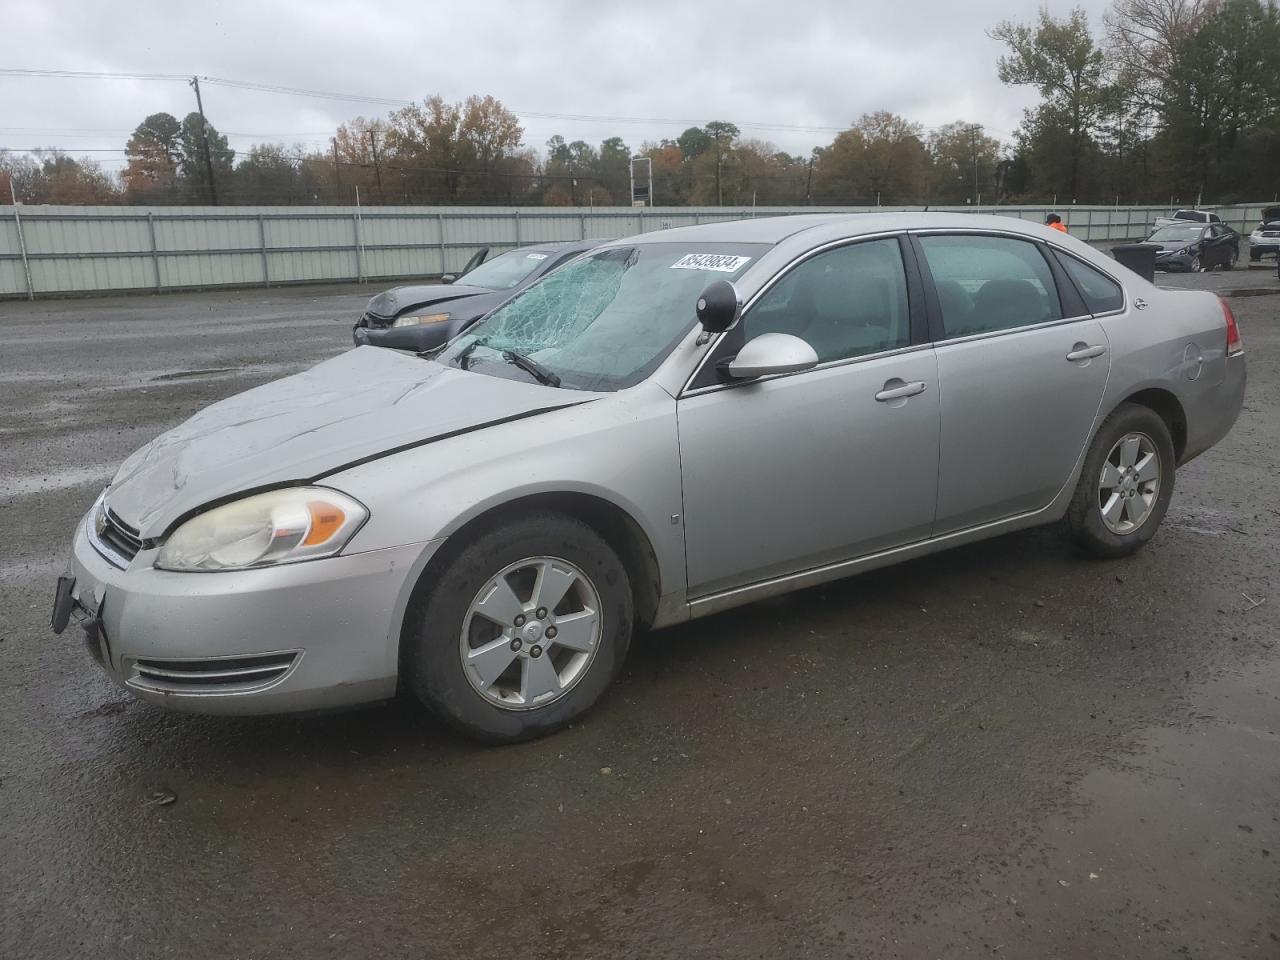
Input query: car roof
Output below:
<box><xmin>605</xmin><ymin>211</ymin><xmax>1065</xmax><ymax>247</ymax></box>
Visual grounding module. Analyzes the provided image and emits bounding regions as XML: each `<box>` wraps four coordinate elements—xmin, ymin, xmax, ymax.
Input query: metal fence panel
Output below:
<box><xmin>1</xmin><ymin>202</ymin><xmax>1273</xmax><ymax>299</ymax></box>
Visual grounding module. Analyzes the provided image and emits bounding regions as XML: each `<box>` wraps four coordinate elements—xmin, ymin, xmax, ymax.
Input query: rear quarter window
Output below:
<box><xmin>1059</xmin><ymin>255</ymin><xmax>1124</xmax><ymax>314</ymax></box>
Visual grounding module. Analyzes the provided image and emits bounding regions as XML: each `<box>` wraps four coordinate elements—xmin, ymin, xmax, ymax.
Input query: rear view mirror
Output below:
<box><xmin>696</xmin><ymin>280</ymin><xmax>741</xmax><ymax>333</ymax></box>
<box><xmin>727</xmin><ymin>333</ymin><xmax>820</xmax><ymax>380</ymax></box>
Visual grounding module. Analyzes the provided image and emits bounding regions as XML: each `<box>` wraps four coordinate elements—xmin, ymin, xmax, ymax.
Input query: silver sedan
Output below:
<box><xmin>53</xmin><ymin>213</ymin><xmax>1246</xmax><ymax>742</ymax></box>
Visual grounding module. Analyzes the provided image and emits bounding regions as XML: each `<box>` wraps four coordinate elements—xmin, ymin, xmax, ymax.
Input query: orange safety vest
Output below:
<box><xmin>1048</xmin><ymin>221</ymin><xmax>1068</xmax><ymax>233</ymax></box>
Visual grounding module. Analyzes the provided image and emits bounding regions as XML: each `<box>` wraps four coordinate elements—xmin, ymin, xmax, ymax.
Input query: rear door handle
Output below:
<box><xmin>875</xmin><ymin>380</ymin><xmax>928</xmax><ymax>402</ymax></box>
<box><xmin>1066</xmin><ymin>344</ymin><xmax>1107</xmax><ymax>362</ymax></box>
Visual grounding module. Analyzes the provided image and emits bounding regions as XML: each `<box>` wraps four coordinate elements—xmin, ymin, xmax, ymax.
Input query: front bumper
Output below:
<box><xmin>1247</xmin><ymin>237</ymin><xmax>1279</xmax><ymax>258</ymax></box>
<box><xmin>1154</xmin><ymin>250</ymin><xmax>1197</xmax><ymax>272</ymax></box>
<box><xmin>61</xmin><ymin>515</ymin><xmax>441</xmax><ymax>715</ymax></box>
<box><xmin>352</xmin><ymin>318</ymin><xmax>451</xmax><ymax>352</ymax></box>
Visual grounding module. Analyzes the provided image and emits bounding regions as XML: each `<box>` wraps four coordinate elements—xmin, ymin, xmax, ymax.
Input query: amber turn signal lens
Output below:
<box><xmin>303</xmin><ymin>501</ymin><xmax>347</xmax><ymax>546</ymax></box>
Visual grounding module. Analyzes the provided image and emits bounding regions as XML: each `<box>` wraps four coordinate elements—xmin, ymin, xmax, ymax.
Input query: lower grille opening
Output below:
<box><xmin>129</xmin><ymin>651</ymin><xmax>300</xmax><ymax>694</ymax></box>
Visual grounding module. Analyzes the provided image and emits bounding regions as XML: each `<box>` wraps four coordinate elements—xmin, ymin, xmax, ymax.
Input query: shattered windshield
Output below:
<box><xmin>436</xmin><ymin>242</ymin><xmax>766</xmax><ymax>391</ymax></box>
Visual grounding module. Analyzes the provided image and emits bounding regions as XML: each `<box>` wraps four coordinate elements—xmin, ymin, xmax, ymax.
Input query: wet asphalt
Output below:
<box><xmin>1</xmin><ymin>269</ymin><xmax>1277</xmax><ymax>959</ymax></box>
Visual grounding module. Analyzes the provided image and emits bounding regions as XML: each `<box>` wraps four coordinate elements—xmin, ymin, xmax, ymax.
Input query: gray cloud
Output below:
<box><xmin>4</xmin><ymin>0</ymin><xmax>1112</xmax><ymax>171</ymax></box>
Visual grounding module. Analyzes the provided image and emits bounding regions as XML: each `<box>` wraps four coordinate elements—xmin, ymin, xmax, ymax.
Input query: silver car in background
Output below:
<box><xmin>53</xmin><ymin>213</ymin><xmax>1246</xmax><ymax>742</ymax></box>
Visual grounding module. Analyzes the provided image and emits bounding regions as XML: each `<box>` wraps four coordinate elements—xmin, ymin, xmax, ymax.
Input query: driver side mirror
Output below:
<box><xmin>727</xmin><ymin>333</ymin><xmax>820</xmax><ymax>380</ymax></box>
<box><xmin>440</xmin><ymin>273</ymin><xmax>457</xmax><ymax>285</ymax></box>
<box><xmin>696</xmin><ymin>279</ymin><xmax>741</xmax><ymax>333</ymax></box>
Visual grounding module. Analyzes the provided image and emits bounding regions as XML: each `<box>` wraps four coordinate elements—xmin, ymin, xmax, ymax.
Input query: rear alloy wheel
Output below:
<box><xmin>1063</xmin><ymin>403</ymin><xmax>1175</xmax><ymax>558</ymax></box>
<box><xmin>403</xmin><ymin>512</ymin><xmax>633</xmax><ymax>743</ymax></box>
<box><xmin>1097</xmin><ymin>433</ymin><xmax>1160</xmax><ymax>535</ymax></box>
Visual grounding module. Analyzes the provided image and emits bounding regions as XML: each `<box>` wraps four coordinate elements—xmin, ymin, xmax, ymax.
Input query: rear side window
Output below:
<box><xmin>918</xmin><ymin>235</ymin><xmax>1062</xmax><ymax>338</ymax></box>
<box><xmin>1059</xmin><ymin>255</ymin><xmax>1124</xmax><ymax>314</ymax></box>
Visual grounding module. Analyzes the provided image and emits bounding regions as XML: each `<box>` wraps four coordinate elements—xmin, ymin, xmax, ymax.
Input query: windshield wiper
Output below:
<box><xmin>502</xmin><ymin>350</ymin><xmax>561</xmax><ymax>387</ymax></box>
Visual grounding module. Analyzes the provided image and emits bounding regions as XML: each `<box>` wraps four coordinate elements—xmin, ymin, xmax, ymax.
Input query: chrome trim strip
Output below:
<box><xmin>134</xmin><ymin>664</ymin><xmax>289</xmax><ymax>682</ymax></box>
<box><xmin>125</xmin><ymin>650</ymin><xmax>303</xmax><ymax>697</ymax></box>
<box><xmin>681</xmin><ymin>341</ymin><xmax>935</xmax><ymax>397</ymax></box>
<box><xmin>929</xmin><ymin>313</ymin><xmax>1097</xmax><ymax>349</ymax></box>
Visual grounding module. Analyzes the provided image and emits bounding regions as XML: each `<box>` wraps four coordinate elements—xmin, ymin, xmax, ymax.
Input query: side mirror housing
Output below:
<box><xmin>440</xmin><ymin>273</ymin><xmax>457</xmax><ymax>285</ymax></box>
<box><xmin>727</xmin><ymin>333</ymin><xmax>820</xmax><ymax>380</ymax></box>
<box><xmin>696</xmin><ymin>279</ymin><xmax>741</xmax><ymax>333</ymax></box>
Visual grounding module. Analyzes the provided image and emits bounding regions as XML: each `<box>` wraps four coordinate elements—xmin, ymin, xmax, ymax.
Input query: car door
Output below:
<box><xmin>1207</xmin><ymin>224</ymin><xmax>1234</xmax><ymax>267</ymax></box>
<box><xmin>677</xmin><ymin>236</ymin><xmax>940</xmax><ymax>598</ymax></box>
<box><xmin>914</xmin><ymin>232</ymin><xmax>1111</xmax><ymax>535</ymax></box>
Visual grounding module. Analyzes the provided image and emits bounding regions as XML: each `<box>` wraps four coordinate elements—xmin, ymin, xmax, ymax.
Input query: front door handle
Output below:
<box><xmin>875</xmin><ymin>380</ymin><xmax>928</xmax><ymax>402</ymax></box>
<box><xmin>1066</xmin><ymin>344</ymin><xmax>1107</xmax><ymax>362</ymax></box>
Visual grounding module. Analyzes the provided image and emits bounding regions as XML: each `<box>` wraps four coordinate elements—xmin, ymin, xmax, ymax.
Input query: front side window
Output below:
<box><xmin>918</xmin><ymin>235</ymin><xmax>1063</xmax><ymax>338</ymax></box>
<box><xmin>743</xmin><ymin>238</ymin><xmax>911</xmax><ymax>363</ymax></box>
<box><xmin>437</xmin><ymin>242</ymin><xmax>765</xmax><ymax>392</ymax></box>
<box><xmin>1059</xmin><ymin>255</ymin><xmax>1124</xmax><ymax>314</ymax></box>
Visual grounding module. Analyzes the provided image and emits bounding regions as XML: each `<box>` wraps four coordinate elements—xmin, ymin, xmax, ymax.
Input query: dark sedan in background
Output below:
<box><xmin>353</xmin><ymin>239</ymin><xmax>602</xmax><ymax>351</ymax></box>
<box><xmin>1147</xmin><ymin>221</ymin><xmax>1240</xmax><ymax>272</ymax></box>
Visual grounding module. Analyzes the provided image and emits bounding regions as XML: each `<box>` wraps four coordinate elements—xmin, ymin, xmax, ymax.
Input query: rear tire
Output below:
<box><xmin>403</xmin><ymin>512</ymin><xmax>633</xmax><ymax>743</ymax></box>
<box><xmin>1063</xmin><ymin>403</ymin><xmax>1176</xmax><ymax>559</ymax></box>
<box><xmin>1223</xmin><ymin>248</ymin><xmax>1238</xmax><ymax>271</ymax></box>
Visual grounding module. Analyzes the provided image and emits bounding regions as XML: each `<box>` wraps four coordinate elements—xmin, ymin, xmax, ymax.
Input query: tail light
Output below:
<box><xmin>1220</xmin><ymin>297</ymin><xmax>1243</xmax><ymax>356</ymax></box>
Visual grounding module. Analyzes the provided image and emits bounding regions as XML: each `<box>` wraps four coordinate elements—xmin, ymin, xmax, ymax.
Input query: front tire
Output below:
<box><xmin>403</xmin><ymin>512</ymin><xmax>633</xmax><ymax>743</ymax></box>
<box><xmin>1190</xmin><ymin>255</ymin><xmax>1203</xmax><ymax>273</ymax></box>
<box><xmin>1063</xmin><ymin>403</ymin><xmax>1175</xmax><ymax>558</ymax></box>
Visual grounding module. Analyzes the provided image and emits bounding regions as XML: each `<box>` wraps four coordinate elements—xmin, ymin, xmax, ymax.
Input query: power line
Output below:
<box><xmin>0</xmin><ymin>68</ymin><xmax>188</xmax><ymax>82</ymax></box>
<box><xmin>0</xmin><ymin>66</ymin><xmax>889</xmax><ymax>137</ymax></box>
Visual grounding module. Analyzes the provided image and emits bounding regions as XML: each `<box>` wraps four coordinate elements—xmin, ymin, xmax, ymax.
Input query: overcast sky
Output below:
<box><xmin>4</xmin><ymin>0</ymin><xmax>1113</xmax><ymax>171</ymax></box>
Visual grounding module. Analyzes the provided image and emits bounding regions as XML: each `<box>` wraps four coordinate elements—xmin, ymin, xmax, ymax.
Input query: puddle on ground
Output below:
<box><xmin>0</xmin><ymin>462</ymin><xmax>114</xmax><ymax>497</ymax></box>
<box><xmin>150</xmin><ymin>368</ymin><xmax>237</xmax><ymax>382</ymax></box>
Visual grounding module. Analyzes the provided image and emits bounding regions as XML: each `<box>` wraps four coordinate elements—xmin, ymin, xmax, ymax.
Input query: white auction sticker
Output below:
<box><xmin>670</xmin><ymin>253</ymin><xmax>752</xmax><ymax>273</ymax></box>
<box><xmin>525</xmin><ymin>252</ymin><xmax>549</xmax><ymax>260</ymax></box>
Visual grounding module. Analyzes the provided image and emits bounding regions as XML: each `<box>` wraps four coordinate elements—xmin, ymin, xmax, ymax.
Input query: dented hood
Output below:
<box><xmin>365</xmin><ymin>283</ymin><xmax>495</xmax><ymax>320</ymax></box>
<box><xmin>105</xmin><ymin>346</ymin><xmax>587</xmax><ymax>536</ymax></box>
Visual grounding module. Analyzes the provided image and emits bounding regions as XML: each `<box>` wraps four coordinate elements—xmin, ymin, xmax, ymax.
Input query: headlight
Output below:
<box><xmin>156</xmin><ymin>487</ymin><xmax>368</xmax><ymax>572</ymax></box>
<box><xmin>392</xmin><ymin>312</ymin><xmax>450</xmax><ymax>328</ymax></box>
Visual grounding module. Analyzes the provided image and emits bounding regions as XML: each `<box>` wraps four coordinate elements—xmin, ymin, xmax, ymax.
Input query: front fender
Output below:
<box><xmin>325</xmin><ymin>383</ymin><xmax>686</xmax><ymax>610</ymax></box>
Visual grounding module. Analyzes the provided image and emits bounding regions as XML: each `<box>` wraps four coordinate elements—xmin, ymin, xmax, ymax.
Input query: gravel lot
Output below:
<box><xmin>1</xmin><ymin>269</ymin><xmax>1277</xmax><ymax>959</ymax></box>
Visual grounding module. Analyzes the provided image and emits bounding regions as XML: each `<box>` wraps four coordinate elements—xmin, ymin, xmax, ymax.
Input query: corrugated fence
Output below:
<box><xmin>1</xmin><ymin>202</ymin><xmax>1274</xmax><ymax>299</ymax></box>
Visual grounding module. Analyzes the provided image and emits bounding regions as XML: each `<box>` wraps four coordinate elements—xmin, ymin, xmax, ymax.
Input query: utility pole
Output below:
<box><xmin>368</xmin><ymin>130</ymin><xmax>384</xmax><ymax>202</ymax></box>
<box><xmin>970</xmin><ymin>124</ymin><xmax>981</xmax><ymax>204</ymax></box>
<box><xmin>805</xmin><ymin>157</ymin><xmax>814</xmax><ymax>205</ymax></box>
<box><xmin>332</xmin><ymin>138</ymin><xmax>343</xmax><ymax>197</ymax></box>
<box><xmin>189</xmin><ymin>76</ymin><xmax>218</xmax><ymax>205</ymax></box>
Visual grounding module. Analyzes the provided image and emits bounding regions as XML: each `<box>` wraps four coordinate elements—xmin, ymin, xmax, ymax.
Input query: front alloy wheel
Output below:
<box><xmin>403</xmin><ymin>511</ymin><xmax>633</xmax><ymax>743</ymax></box>
<box><xmin>460</xmin><ymin>557</ymin><xmax>602</xmax><ymax>710</ymax></box>
<box><xmin>1190</xmin><ymin>255</ymin><xmax>1203</xmax><ymax>272</ymax></box>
